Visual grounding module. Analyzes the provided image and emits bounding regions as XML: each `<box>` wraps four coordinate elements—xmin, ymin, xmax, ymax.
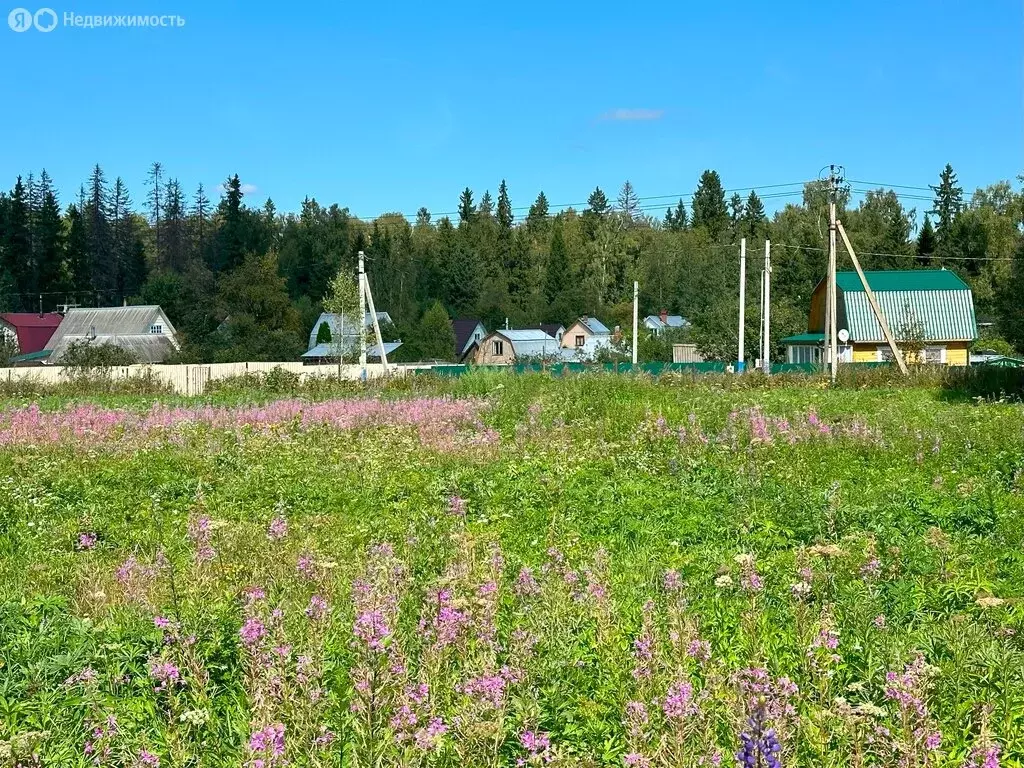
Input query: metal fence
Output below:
<box><xmin>0</xmin><ymin>362</ymin><xmax>393</xmax><ymax>396</ymax></box>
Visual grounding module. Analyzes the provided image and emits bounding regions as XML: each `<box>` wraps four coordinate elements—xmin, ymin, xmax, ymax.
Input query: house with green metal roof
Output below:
<box><xmin>782</xmin><ymin>269</ymin><xmax>977</xmax><ymax>366</ymax></box>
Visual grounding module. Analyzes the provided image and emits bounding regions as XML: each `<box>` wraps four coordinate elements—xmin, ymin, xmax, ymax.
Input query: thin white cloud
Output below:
<box><xmin>599</xmin><ymin>108</ymin><xmax>665</xmax><ymax>122</ymax></box>
<box><xmin>217</xmin><ymin>181</ymin><xmax>259</xmax><ymax>195</ymax></box>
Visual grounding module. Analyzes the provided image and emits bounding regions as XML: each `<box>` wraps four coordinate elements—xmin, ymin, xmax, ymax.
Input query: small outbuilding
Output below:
<box><xmin>474</xmin><ymin>329</ymin><xmax>562</xmax><ymax>365</ymax></box>
<box><xmin>0</xmin><ymin>312</ymin><xmax>64</xmax><ymax>355</ymax></box>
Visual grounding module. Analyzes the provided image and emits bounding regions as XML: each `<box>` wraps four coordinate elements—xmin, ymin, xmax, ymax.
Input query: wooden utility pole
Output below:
<box><xmin>631</xmin><ymin>280</ymin><xmax>639</xmax><ymax>366</ymax></box>
<box><xmin>761</xmin><ymin>239</ymin><xmax>771</xmax><ymax>373</ymax></box>
<box><xmin>836</xmin><ymin>220</ymin><xmax>909</xmax><ymax>375</ymax></box>
<box><xmin>738</xmin><ymin>238</ymin><xmax>746</xmax><ymax>372</ymax></box>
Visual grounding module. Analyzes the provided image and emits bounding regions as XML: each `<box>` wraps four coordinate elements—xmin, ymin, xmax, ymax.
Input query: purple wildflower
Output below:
<box><xmin>447</xmin><ymin>495</ymin><xmax>467</xmax><ymax>518</ymax></box>
<box><xmin>305</xmin><ymin>594</ymin><xmax>329</xmax><ymax>621</ymax></box>
<box><xmin>77</xmin><ymin>532</ymin><xmax>97</xmax><ymax>550</ymax></box>
<box><xmin>240</xmin><ymin>617</ymin><xmax>267</xmax><ymax>648</ymax></box>
<box><xmin>515</xmin><ymin>566</ymin><xmax>541</xmax><ymax>597</ymax></box>
<box><xmin>148</xmin><ymin>660</ymin><xmax>180</xmax><ymax>692</ymax></box>
<box><xmin>267</xmin><ymin>515</ymin><xmax>288</xmax><ymax>541</ymax></box>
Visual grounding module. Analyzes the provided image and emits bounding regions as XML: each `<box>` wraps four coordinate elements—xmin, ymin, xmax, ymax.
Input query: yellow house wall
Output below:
<box><xmin>851</xmin><ymin>340</ymin><xmax>970</xmax><ymax>366</ymax></box>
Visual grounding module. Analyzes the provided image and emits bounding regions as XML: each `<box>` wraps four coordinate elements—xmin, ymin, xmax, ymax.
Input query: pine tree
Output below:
<box><xmin>691</xmin><ymin>170</ymin><xmax>729</xmax><ymax>238</ymax></box>
<box><xmin>916</xmin><ymin>215</ymin><xmax>936</xmax><ymax>265</ymax></box>
<box><xmin>527</xmin><ymin>191</ymin><xmax>549</xmax><ymax>229</ymax></box>
<box><xmin>930</xmin><ymin>163</ymin><xmax>963</xmax><ymax>238</ymax></box>
<box><xmin>496</xmin><ymin>180</ymin><xmax>513</xmax><ymax>231</ymax></box>
<box><xmin>457</xmin><ymin>188</ymin><xmax>476</xmax><ymax>224</ymax></box>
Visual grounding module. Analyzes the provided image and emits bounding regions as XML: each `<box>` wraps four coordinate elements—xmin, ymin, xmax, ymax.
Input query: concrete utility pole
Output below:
<box><xmin>738</xmin><ymin>238</ymin><xmax>746</xmax><ymax>372</ymax></box>
<box><xmin>363</xmin><ymin>263</ymin><xmax>391</xmax><ymax>375</ymax></box>
<box><xmin>632</xmin><ymin>280</ymin><xmax>639</xmax><ymax>366</ymax></box>
<box><xmin>358</xmin><ymin>250</ymin><xmax>367</xmax><ymax>381</ymax></box>
<box><xmin>837</xmin><ymin>220</ymin><xmax>909</xmax><ymax>375</ymax></box>
<box><xmin>827</xmin><ymin>166</ymin><xmax>841</xmax><ymax>383</ymax></box>
<box><xmin>762</xmin><ymin>240</ymin><xmax>771</xmax><ymax>374</ymax></box>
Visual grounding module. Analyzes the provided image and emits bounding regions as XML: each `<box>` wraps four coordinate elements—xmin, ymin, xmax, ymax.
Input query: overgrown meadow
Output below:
<box><xmin>2</xmin><ymin>373</ymin><xmax>1023</xmax><ymax>767</ymax></box>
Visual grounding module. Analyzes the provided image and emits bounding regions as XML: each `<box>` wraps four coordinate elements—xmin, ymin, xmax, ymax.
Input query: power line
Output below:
<box><xmin>774</xmin><ymin>242</ymin><xmax>1013</xmax><ymax>262</ymax></box>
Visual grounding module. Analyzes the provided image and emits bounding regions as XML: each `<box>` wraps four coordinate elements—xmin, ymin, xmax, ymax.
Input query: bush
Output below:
<box><xmin>59</xmin><ymin>340</ymin><xmax>138</xmax><ymax>371</ymax></box>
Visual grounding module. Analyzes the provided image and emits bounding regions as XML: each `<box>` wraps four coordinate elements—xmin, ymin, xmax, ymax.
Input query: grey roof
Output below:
<box><xmin>45</xmin><ymin>306</ymin><xmax>179</xmax><ymax>363</ymax></box>
<box><xmin>644</xmin><ymin>315</ymin><xmax>689</xmax><ymax>329</ymax></box>
<box><xmin>302</xmin><ymin>341</ymin><xmax>402</xmax><ymax>359</ymax></box>
<box><xmin>308</xmin><ymin>312</ymin><xmax>393</xmax><ymax>350</ymax></box>
<box><xmin>502</xmin><ymin>329</ymin><xmax>555</xmax><ymax>341</ymax></box>
<box><xmin>577</xmin><ymin>317</ymin><xmax>610</xmax><ymax>335</ymax></box>
<box><xmin>490</xmin><ymin>330</ymin><xmax>559</xmax><ymax>359</ymax></box>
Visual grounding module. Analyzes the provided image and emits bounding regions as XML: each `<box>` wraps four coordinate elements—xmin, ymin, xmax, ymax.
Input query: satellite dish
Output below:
<box><xmin>838</xmin><ymin>329</ymin><xmax>850</xmax><ymax>344</ymax></box>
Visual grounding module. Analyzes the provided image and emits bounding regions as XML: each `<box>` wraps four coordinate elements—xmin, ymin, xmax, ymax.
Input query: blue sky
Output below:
<box><xmin>3</xmin><ymin>0</ymin><xmax>1021</xmax><ymax>222</ymax></box>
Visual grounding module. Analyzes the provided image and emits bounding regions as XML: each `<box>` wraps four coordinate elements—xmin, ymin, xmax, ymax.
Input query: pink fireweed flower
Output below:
<box><xmin>148</xmin><ymin>660</ymin><xmax>180</xmax><ymax>691</ymax></box>
<box><xmin>248</xmin><ymin>723</ymin><xmax>286</xmax><ymax>765</ymax></box>
<box><xmin>624</xmin><ymin>753</ymin><xmax>651</xmax><ymax>767</ymax></box>
<box><xmin>153</xmin><ymin>616</ymin><xmax>173</xmax><ymax>629</ymax></box>
<box><xmin>447</xmin><ymin>495</ymin><xmax>467</xmax><ymax>518</ymax></box>
<box><xmin>240</xmin><ymin>617</ymin><xmax>267</xmax><ymax>648</ymax></box>
<box><xmin>305</xmin><ymin>594</ymin><xmax>329</xmax><ymax>621</ymax></box>
<box><xmin>136</xmin><ymin>750</ymin><xmax>160</xmax><ymax>766</ymax></box>
<box><xmin>687</xmin><ymin>639</ymin><xmax>712</xmax><ymax>662</ymax></box>
<box><xmin>515</xmin><ymin>566</ymin><xmax>540</xmax><ymax>597</ymax></box>
<box><xmin>243</xmin><ymin>586</ymin><xmax>266</xmax><ymax>605</ymax></box>
<box><xmin>296</xmin><ymin>552</ymin><xmax>316</xmax><ymax>580</ymax></box>
<box><xmin>267</xmin><ymin>515</ymin><xmax>288</xmax><ymax>541</ymax></box>
<box><xmin>187</xmin><ymin>515</ymin><xmax>215</xmax><ymax>562</ymax></box>
<box><xmin>414</xmin><ymin>717</ymin><xmax>447</xmax><ymax>751</ymax></box>
<box><xmin>353</xmin><ymin>609</ymin><xmax>391</xmax><ymax>651</ymax></box>
<box><xmin>77</xmin><ymin>532</ymin><xmax>97</xmax><ymax>550</ymax></box>
<box><xmin>662</xmin><ymin>680</ymin><xmax>697</xmax><ymax>720</ymax></box>
<box><xmin>460</xmin><ymin>674</ymin><xmax>507</xmax><ymax>708</ymax></box>
<box><xmin>925</xmin><ymin>731</ymin><xmax>943</xmax><ymax>751</ymax></box>
<box><xmin>860</xmin><ymin>558</ymin><xmax>882</xmax><ymax>579</ymax></box>
<box><xmin>663</xmin><ymin>569</ymin><xmax>683</xmax><ymax>592</ymax></box>
<box><xmin>624</xmin><ymin>700</ymin><xmax>649</xmax><ymax>739</ymax></box>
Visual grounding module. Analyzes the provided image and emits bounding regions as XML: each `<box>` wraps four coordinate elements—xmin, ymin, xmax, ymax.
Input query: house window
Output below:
<box><xmin>574</xmin><ymin>335</ymin><xmax>585</xmax><ymax>348</ymax></box>
<box><xmin>789</xmin><ymin>345</ymin><xmax>821</xmax><ymax>365</ymax></box>
<box><xmin>877</xmin><ymin>346</ymin><xmax>898</xmax><ymax>362</ymax></box>
<box><xmin>924</xmin><ymin>345</ymin><xmax>946</xmax><ymax>364</ymax></box>
<box><xmin>150</xmin><ymin>323</ymin><xmax>163</xmax><ymax>334</ymax></box>
<box><xmin>492</xmin><ymin>340</ymin><xmax>504</xmax><ymax>356</ymax></box>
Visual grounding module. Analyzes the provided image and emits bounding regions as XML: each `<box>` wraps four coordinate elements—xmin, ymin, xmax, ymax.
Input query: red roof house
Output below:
<box><xmin>0</xmin><ymin>313</ymin><xmax>64</xmax><ymax>354</ymax></box>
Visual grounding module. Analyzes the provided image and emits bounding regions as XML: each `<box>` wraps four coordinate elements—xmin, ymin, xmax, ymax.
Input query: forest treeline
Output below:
<box><xmin>0</xmin><ymin>163</ymin><xmax>1021</xmax><ymax>362</ymax></box>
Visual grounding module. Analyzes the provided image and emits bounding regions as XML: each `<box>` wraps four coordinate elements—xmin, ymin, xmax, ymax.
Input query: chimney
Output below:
<box><xmin>659</xmin><ymin>308</ymin><xmax>668</xmax><ymax>324</ymax></box>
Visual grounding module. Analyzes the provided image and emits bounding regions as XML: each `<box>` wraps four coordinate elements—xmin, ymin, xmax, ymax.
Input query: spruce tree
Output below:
<box><xmin>146</xmin><ymin>162</ymin><xmax>164</xmax><ymax>266</ymax></box>
<box><xmin>527</xmin><ymin>191</ymin><xmax>549</xmax><ymax>229</ymax></box>
<box><xmin>35</xmin><ymin>184</ymin><xmax>64</xmax><ymax>297</ymax></box>
<box><xmin>664</xmin><ymin>199</ymin><xmax>687</xmax><ymax>231</ymax></box>
<box><xmin>930</xmin><ymin>163</ymin><xmax>963</xmax><ymax>238</ymax></box>
<box><xmin>916</xmin><ymin>215</ymin><xmax>936</xmax><ymax>265</ymax></box>
<box><xmin>496</xmin><ymin>180</ymin><xmax>513</xmax><ymax>231</ymax></box>
<box><xmin>3</xmin><ymin>177</ymin><xmax>32</xmax><ymax>303</ymax></box>
<box><xmin>691</xmin><ymin>170</ymin><xmax>729</xmax><ymax>238</ymax></box>
<box><xmin>616</xmin><ymin>180</ymin><xmax>640</xmax><ymax>224</ymax></box>
<box><xmin>162</xmin><ymin>179</ymin><xmax>187</xmax><ymax>271</ymax></box>
<box><xmin>742</xmin><ymin>191</ymin><xmax>766</xmax><ymax>237</ymax></box>
<box><xmin>415</xmin><ymin>301</ymin><xmax>456</xmax><ymax>361</ymax></box>
<box><xmin>213</xmin><ymin>174</ymin><xmax>246</xmax><ymax>271</ymax></box>
<box><xmin>86</xmin><ymin>164</ymin><xmax>114</xmax><ymax>297</ymax></box>
<box><xmin>583</xmin><ymin>186</ymin><xmax>610</xmax><ymax>239</ymax></box>
<box><xmin>415</xmin><ymin>207</ymin><xmax>431</xmax><ymax>227</ymax></box>
<box><xmin>190</xmin><ymin>183</ymin><xmax>210</xmax><ymax>265</ymax></box>
<box><xmin>457</xmin><ymin>188</ymin><xmax>476</xmax><ymax>224</ymax></box>
<box><xmin>65</xmin><ymin>204</ymin><xmax>91</xmax><ymax>297</ymax></box>
<box><xmin>478</xmin><ymin>191</ymin><xmax>494</xmax><ymax>218</ymax></box>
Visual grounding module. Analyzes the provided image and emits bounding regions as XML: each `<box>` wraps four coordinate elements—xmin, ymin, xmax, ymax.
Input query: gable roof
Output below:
<box><xmin>572</xmin><ymin>316</ymin><xmax>610</xmax><ymax>335</ymax></box>
<box><xmin>302</xmin><ymin>341</ymin><xmax>402</xmax><ymax>359</ymax></box>
<box><xmin>308</xmin><ymin>312</ymin><xmax>393</xmax><ymax>350</ymax></box>
<box><xmin>0</xmin><ymin>312</ymin><xmax>63</xmax><ymax>354</ymax></box>
<box><xmin>484</xmin><ymin>329</ymin><xmax>558</xmax><ymax>359</ymax></box>
<box><xmin>452</xmin><ymin>318</ymin><xmax>486</xmax><ymax>356</ymax></box>
<box><xmin>834</xmin><ymin>269</ymin><xmax>969</xmax><ymax>293</ymax></box>
<box><xmin>821</xmin><ymin>269</ymin><xmax>976</xmax><ymax>343</ymax></box>
<box><xmin>643</xmin><ymin>315</ymin><xmax>689</xmax><ymax>330</ymax></box>
<box><xmin>538</xmin><ymin>323</ymin><xmax>565</xmax><ymax>338</ymax></box>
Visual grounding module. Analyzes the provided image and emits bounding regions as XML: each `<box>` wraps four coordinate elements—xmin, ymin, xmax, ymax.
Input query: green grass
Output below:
<box><xmin>1</xmin><ymin>373</ymin><xmax>1023</xmax><ymax>766</ymax></box>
